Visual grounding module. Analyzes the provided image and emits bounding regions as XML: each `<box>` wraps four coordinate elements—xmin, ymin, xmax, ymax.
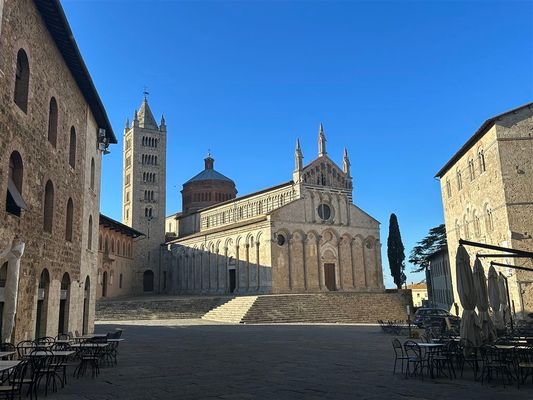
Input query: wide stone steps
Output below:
<box><xmin>202</xmin><ymin>296</ymin><xmax>258</xmax><ymax>323</ymax></box>
<box><xmin>240</xmin><ymin>292</ymin><xmax>409</xmax><ymax>324</ymax></box>
<box><xmin>96</xmin><ymin>296</ymin><xmax>233</xmax><ymax>321</ymax></box>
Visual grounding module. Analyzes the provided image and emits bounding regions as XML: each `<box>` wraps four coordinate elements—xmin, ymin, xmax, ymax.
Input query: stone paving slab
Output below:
<box><xmin>47</xmin><ymin>320</ymin><xmax>531</xmax><ymax>399</ymax></box>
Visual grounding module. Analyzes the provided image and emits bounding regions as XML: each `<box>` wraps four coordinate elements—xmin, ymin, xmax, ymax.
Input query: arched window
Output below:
<box><xmin>478</xmin><ymin>149</ymin><xmax>486</xmax><ymax>173</ymax></box>
<box><xmin>463</xmin><ymin>215</ymin><xmax>469</xmax><ymax>240</ymax></box>
<box><xmin>69</xmin><ymin>127</ymin><xmax>76</xmax><ymax>168</ymax></box>
<box><xmin>111</xmin><ymin>238</ymin><xmax>115</xmax><ymax>253</ymax></box>
<box><xmin>90</xmin><ymin>158</ymin><xmax>95</xmax><ymax>190</ymax></box>
<box><xmin>446</xmin><ymin>179</ymin><xmax>451</xmax><ymax>198</ymax></box>
<box><xmin>456</xmin><ymin>169</ymin><xmax>462</xmax><ymax>190</ymax></box>
<box><xmin>99</xmin><ymin>234</ymin><xmax>102</xmax><ymax>250</ymax></box>
<box><xmin>65</xmin><ymin>198</ymin><xmax>74</xmax><ymax>241</ymax></box>
<box><xmin>473</xmin><ymin>211</ymin><xmax>480</xmax><ymax>237</ymax></box>
<box><xmin>43</xmin><ymin>180</ymin><xmax>54</xmax><ymax>233</ymax></box>
<box><xmin>88</xmin><ymin>215</ymin><xmax>93</xmax><ymax>250</ymax></box>
<box><xmin>122</xmin><ymin>241</ymin><xmax>126</xmax><ymax>256</ymax></box>
<box><xmin>47</xmin><ymin>97</ymin><xmax>58</xmax><ymax>147</ymax></box>
<box><xmin>14</xmin><ymin>49</ymin><xmax>30</xmax><ymax>113</ymax></box>
<box><xmin>6</xmin><ymin>151</ymin><xmax>25</xmax><ymax>216</ymax></box>
<box><xmin>468</xmin><ymin>159</ymin><xmax>475</xmax><ymax>181</ymax></box>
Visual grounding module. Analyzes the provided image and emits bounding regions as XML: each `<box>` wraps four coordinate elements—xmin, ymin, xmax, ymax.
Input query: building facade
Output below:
<box><xmin>97</xmin><ymin>214</ymin><xmax>143</xmax><ymax>300</ymax></box>
<box><xmin>166</xmin><ymin>126</ymin><xmax>385</xmax><ymax>295</ymax></box>
<box><xmin>122</xmin><ymin>97</ymin><xmax>167</xmax><ymax>294</ymax></box>
<box><xmin>0</xmin><ymin>0</ymin><xmax>115</xmax><ymax>341</ymax></box>
<box><xmin>436</xmin><ymin>103</ymin><xmax>533</xmax><ymax>319</ymax></box>
<box><xmin>427</xmin><ymin>246</ymin><xmax>454</xmax><ymax>311</ymax></box>
<box><xmin>406</xmin><ymin>283</ymin><xmax>428</xmax><ymax>308</ymax></box>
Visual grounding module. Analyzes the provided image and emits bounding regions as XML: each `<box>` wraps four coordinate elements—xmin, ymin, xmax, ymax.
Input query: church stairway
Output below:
<box><xmin>95</xmin><ymin>296</ymin><xmax>233</xmax><ymax>321</ymax></box>
<box><xmin>201</xmin><ymin>296</ymin><xmax>258</xmax><ymax>323</ymax></box>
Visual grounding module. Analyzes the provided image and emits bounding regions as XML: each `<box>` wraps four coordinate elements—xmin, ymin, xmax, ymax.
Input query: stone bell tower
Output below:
<box><xmin>122</xmin><ymin>96</ymin><xmax>167</xmax><ymax>293</ymax></box>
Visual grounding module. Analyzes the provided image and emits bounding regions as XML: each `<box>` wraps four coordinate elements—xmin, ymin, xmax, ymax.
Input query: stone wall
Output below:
<box><xmin>0</xmin><ymin>0</ymin><xmax>104</xmax><ymax>341</ymax></box>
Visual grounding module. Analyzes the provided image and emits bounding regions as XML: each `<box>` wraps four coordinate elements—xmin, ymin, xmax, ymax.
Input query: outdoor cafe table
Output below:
<box><xmin>70</xmin><ymin>342</ymin><xmax>109</xmax><ymax>348</ymax></box>
<box><xmin>417</xmin><ymin>343</ymin><xmax>444</xmax><ymax>378</ymax></box>
<box><xmin>0</xmin><ymin>360</ymin><xmax>20</xmax><ymax>373</ymax></box>
<box><xmin>0</xmin><ymin>351</ymin><xmax>15</xmax><ymax>360</ymax></box>
<box><xmin>29</xmin><ymin>351</ymin><xmax>76</xmax><ymax>357</ymax></box>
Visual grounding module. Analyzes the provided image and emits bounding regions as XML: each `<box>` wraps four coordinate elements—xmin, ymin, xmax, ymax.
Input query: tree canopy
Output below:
<box><xmin>408</xmin><ymin>224</ymin><xmax>447</xmax><ymax>273</ymax></box>
<box><xmin>387</xmin><ymin>213</ymin><xmax>406</xmax><ymax>289</ymax></box>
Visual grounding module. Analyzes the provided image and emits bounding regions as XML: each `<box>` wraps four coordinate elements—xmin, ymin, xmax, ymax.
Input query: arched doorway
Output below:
<box><xmin>82</xmin><ymin>277</ymin><xmax>90</xmax><ymax>335</ymax></box>
<box><xmin>58</xmin><ymin>273</ymin><xmax>70</xmax><ymax>335</ymax></box>
<box><xmin>143</xmin><ymin>270</ymin><xmax>154</xmax><ymax>292</ymax></box>
<box><xmin>102</xmin><ymin>271</ymin><xmax>108</xmax><ymax>297</ymax></box>
<box><xmin>35</xmin><ymin>269</ymin><xmax>50</xmax><ymax>339</ymax></box>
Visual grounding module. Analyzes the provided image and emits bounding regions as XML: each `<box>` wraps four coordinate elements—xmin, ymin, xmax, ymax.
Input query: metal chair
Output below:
<box><xmin>392</xmin><ymin>338</ymin><xmax>409</xmax><ymax>374</ymax></box>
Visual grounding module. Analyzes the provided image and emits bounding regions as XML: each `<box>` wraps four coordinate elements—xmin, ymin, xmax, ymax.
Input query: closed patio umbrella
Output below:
<box><xmin>456</xmin><ymin>245</ymin><xmax>481</xmax><ymax>347</ymax></box>
<box><xmin>488</xmin><ymin>265</ymin><xmax>503</xmax><ymax>330</ymax></box>
<box><xmin>472</xmin><ymin>259</ymin><xmax>495</xmax><ymax>342</ymax></box>
<box><xmin>498</xmin><ymin>274</ymin><xmax>510</xmax><ymax>328</ymax></box>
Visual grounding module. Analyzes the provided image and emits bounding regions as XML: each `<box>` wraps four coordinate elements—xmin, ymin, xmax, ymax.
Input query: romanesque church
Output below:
<box><xmin>163</xmin><ymin>124</ymin><xmax>385</xmax><ymax>295</ymax></box>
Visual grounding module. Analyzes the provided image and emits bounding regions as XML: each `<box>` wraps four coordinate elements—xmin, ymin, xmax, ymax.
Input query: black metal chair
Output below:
<box><xmin>480</xmin><ymin>345</ymin><xmax>515</xmax><ymax>387</ymax></box>
<box><xmin>517</xmin><ymin>345</ymin><xmax>533</xmax><ymax>387</ymax></box>
<box><xmin>392</xmin><ymin>338</ymin><xmax>409</xmax><ymax>374</ymax></box>
<box><xmin>403</xmin><ymin>340</ymin><xmax>427</xmax><ymax>378</ymax></box>
<box><xmin>0</xmin><ymin>359</ymin><xmax>30</xmax><ymax>400</ymax></box>
<box><xmin>16</xmin><ymin>341</ymin><xmax>35</xmax><ymax>360</ymax></box>
<box><xmin>74</xmin><ymin>343</ymin><xmax>101</xmax><ymax>379</ymax></box>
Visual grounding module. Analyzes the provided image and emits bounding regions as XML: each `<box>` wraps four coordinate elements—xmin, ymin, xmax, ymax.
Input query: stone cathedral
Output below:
<box><xmin>165</xmin><ymin>125</ymin><xmax>385</xmax><ymax>295</ymax></box>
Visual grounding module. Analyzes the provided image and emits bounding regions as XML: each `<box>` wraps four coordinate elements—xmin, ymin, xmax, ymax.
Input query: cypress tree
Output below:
<box><xmin>387</xmin><ymin>213</ymin><xmax>406</xmax><ymax>289</ymax></box>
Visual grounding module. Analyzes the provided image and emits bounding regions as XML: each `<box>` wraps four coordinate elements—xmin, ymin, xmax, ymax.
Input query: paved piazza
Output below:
<box><xmin>50</xmin><ymin>321</ymin><xmax>530</xmax><ymax>400</ymax></box>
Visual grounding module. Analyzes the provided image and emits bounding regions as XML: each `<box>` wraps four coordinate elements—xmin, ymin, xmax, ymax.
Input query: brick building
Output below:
<box><xmin>436</xmin><ymin>103</ymin><xmax>533</xmax><ymax>319</ymax></box>
<box><xmin>0</xmin><ymin>0</ymin><xmax>115</xmax><ymax>341</ymax></box>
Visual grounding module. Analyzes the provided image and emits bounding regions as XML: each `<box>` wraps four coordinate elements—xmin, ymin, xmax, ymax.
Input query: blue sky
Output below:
<box><xmin>62</xmin><ymin>0</ymin><xmax>533</xmax><ymax>288</ymax></box>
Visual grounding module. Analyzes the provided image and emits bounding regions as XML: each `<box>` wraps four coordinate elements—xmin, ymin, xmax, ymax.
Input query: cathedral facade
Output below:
<box><xmin>165</xmin><ymin>126</ymin><xmax>385</xmax><ymax>295</ymax></box>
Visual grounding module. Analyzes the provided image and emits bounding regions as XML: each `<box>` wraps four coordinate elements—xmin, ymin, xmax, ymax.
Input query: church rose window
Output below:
<box><xmin>317</xmin><ymin>204</ymin><xmax>331</xmax><ymax>221</ymax></box>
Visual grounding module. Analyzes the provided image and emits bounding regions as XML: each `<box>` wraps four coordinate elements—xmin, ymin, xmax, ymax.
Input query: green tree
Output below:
<box><xmin>387</xmin><ymin>213</ymin><xmax>406</xmax><ymax>289</ymax></box>
<box><xmin>408</xmin><ymin>224</ymin><xmax>447</xmax><ymax>273</ymax></box>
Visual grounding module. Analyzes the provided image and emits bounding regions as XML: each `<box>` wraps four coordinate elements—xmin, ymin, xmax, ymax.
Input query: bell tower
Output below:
<box><xmin>122</xmin><ymin>96</ymin><xmax>167</xmax><ymax>293</ymax></box>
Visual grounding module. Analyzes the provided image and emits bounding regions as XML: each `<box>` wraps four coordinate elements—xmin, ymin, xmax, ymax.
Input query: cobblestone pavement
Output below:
<box><xmin>48</xmin><ymin>321</ymin><xmax>531</xmax><ymax>400</ymax></box>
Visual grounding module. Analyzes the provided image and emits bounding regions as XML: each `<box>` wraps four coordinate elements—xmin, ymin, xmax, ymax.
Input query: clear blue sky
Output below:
<box><xmin>63</xmin><ymin>0</ymin><xmax>533</xmax><ymax>288</ymax></box>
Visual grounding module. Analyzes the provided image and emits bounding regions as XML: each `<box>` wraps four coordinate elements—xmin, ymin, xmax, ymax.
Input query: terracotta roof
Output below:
<box><xmin>406</xmin><ymin>283</ymin><xmax>427</xmax><ymax>290</ymax></box>
<box><xmin>33</xmin><ymin>0</ymin><xmax>116</xmax><ymax>143</ymax></box>
<box><xmin>435</xmin><ymin>102</ymin><xmax>533</xmax><ymax>178</ymax></box>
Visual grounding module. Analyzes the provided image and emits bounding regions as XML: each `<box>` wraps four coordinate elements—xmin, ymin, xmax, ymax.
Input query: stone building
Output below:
<box><xmin>122</xmin><ymin>97</ymin><xmax>168</xmax><ymax>294</ymax></box>
<box><xmin>436</xmin><ymin>103</ymin><xmax>533</xmax><ymax>318</ymax></box>
<box><xmin>427</xmin><ymin>245</ymin><xmax>454</xmax><ymax>311</ymax></box>
<box><xmin>0</xmin><ymin>0</ymin><xmax>115</xmax><ymax>341</ymax></box>
<box><xmin>166</xmin><ymin>125</ymin><xmax>385</xmax><ymax>295</ymax></box>
<box><xmin>97</xmin><ymin>214</ymin><xmax>144</xmax><ymax>300</ymax></box>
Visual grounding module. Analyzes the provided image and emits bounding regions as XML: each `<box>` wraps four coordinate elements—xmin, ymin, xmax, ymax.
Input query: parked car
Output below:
<box><xmin>413</xmin><ymin>308</ymin><xmax>460</xmax><ymax>329</ymax></box>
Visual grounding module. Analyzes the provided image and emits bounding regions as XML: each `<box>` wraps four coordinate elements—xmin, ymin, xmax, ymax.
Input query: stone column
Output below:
<box><xmin>235</xmin><ymin>245</ymin><xmax>240</xmax><ymax>292</ymax></box>
<box><xmin>224</xmin><ymin>246</ymin><xmax>229</xmax><ymax>293</ymax></box>
<box><xmin>317</xmin><ymin>236</ymin><xmax>323</xmax><ymax>290</ymax></box>
<box><xmin>215</xmin><ymin>248</ymin><xmax>220</xmax><ymax>292</ymax></box>
<box><xmin>255</xmin><ymin>241</ymin><xmax>261</xmax><ymax>292</ymax></box>
<box><xmin>337</xmin><ymin>240</ymin><xmax>343</xmax><ymax>290</ymax></box>
<box><xmin>362</xmin><ymin>240</ymin><xmax>368</xmax><ymax>288</ymax></box>
<box><xmin>336</xmin><ymin>195</ymin><xmax>342</xmax><ymax>225</ymax></box>
<box><xmin>199</xmin><ymin>252</ymin><xmax>204</xmax><ymax>292</ymax></box>
<box><xmin>245</xmin><ymin>244</ymin><xmax>250</xmax><ymax>292</ymax></box>
<box><xmin>207</xmin><ymin>251</ymin><xmax>211</xmax><ymax>292</ymax></box>
<box><xmin>287</xmin><ymin>234</ymin><xmax>292</xmax><ymax>291</ymax></box>
<box><xmin>350</xmin><ymin>239</ymin><xmax>356</xmax><ymax>289</ymax></box>
<box><xmin>302</xmin><ymin>234</ymin><xmax>308</xmax><ymax>291</ymax></box>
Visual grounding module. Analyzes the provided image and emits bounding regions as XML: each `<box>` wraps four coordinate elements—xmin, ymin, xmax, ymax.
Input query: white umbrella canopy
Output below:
<box><xmin>456</xmin><ymin>245</ymin><xmax>481</xmax><ymax>346</ymax></box>
<box><xmin>488</xmin><ymin>265</ymin><xmax>503</xmax><ymax>330</ymax></box>
<box><xmin>498</xmin><ymin>274</ymin><xmax>510</xmax><ymax>327</ymax></box>
<box><xmin>473</xmin><ymin>259</ymin><xmax>496</xmax><ymax>342</ymax></box>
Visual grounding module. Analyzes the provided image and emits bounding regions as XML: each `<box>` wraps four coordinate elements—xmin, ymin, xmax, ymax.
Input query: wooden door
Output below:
<box><xmin>324</xmin><ymin>263</ymin><xmax>336</xmax><ymax>291</ymax></box>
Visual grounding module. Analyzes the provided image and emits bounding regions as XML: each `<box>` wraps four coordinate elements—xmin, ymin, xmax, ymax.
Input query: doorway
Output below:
<box><xmin>82</xmin><ymin>277</ymin><xmax>90</xmax><ymax>335</ymax></box>
<box><xmin>143</xmin><ymin>270</ymin><xmax>154</xmax><ymax>292</ymax></box>
<box><xmin>229</xmin><ymin>269</ymin><xmax>236</xmax><ymax>293</ymax></box>
<box><xmin>324</xmin><ymin>263</ymin><xmax>336</xmax><ymax>291</ymax></box>
<box><xmin>102</xmin><ymin>271</ymin><xmax>108</xmax><ymax>297</ymax></box>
